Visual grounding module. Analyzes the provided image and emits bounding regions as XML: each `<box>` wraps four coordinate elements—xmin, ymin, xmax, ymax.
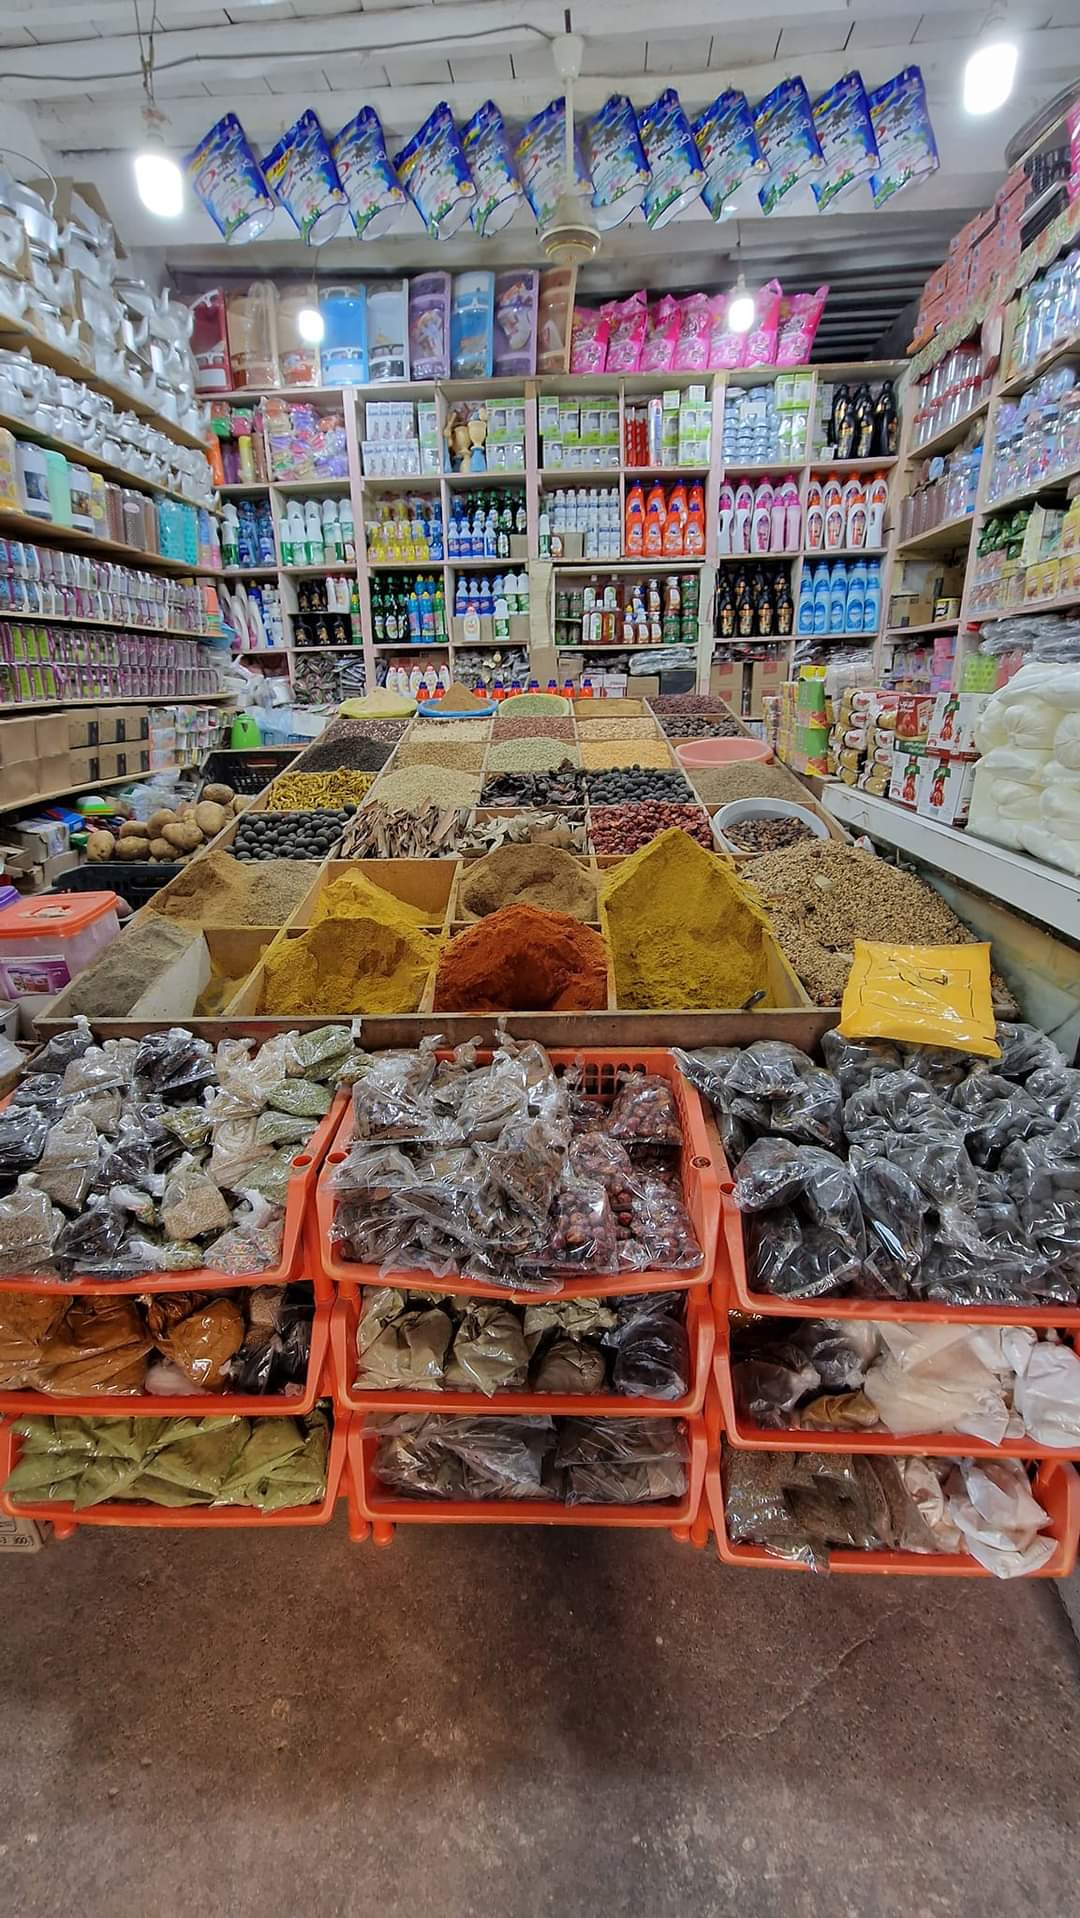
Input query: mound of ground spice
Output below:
<box><xmin>434</xmin><ymin>906</ymin><xmax>608</xmax><ymax>1012</ymax></box>
<box><xmin>458</xmin><ymin>843</ymin><xmax>597</xmax><ymax>922</ymax></box>
<box><xmin>260</xmin><ymin>873</ymin><xmax>440</xmax><ymax>1015</ymax></box>
<box><xmin>436</xmin><ymin>681</ymin><xmax>491</xmax><ymax>713</ymax></box>
<box><xmin>599</xmin><ymin>827</ymin><xmax>773</xmax><ymax>1011</ymax></box>
<box><xmin>150</xmin><ymin>850</ymin><xmax>316</xmax><ymax>928</ymax></box>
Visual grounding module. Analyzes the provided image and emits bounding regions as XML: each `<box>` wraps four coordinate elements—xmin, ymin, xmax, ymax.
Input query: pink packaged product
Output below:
<box><xmin>639</xmin><ymin>295</ymin><xmax>681</xmax><ymax>373</ymax></box>
<box><xmin>743</xmin><ymin>279</ymin><xmax>782</xmax><ymax>368</ymax></box>
<box><xmin>408</xmin><ymin>272</ymin><xmax>451</xmax><ymax>381</ymax></box>
<box><xmin>570</xmin><ymin>306</ymin><xmax>610</xmax><ymax>373</ymax></box>
<box><xmin>777</xmin><ymin>284</ymin><xmax>829</xmax><ymax>366</ymax></box>
<box><xmin>603</xmin><ymin>291</ymin><xmax>648</xmax><ymax>372</ymax></box>
<box><xmin>673</xmin><ymin>292</ymin><xmax>712</xmax><ymax>371</ymax></box>
<box><xmin>493</xmin><ymin>269</ymin><xmax>538</xmax><ymax>375</ymax></box>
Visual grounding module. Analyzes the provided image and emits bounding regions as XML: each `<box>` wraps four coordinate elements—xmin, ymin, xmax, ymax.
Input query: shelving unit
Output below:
<box><xmin>0</xmin><ymin>315</ymin><xmax>208</xmax><ymax>453</ymax></box>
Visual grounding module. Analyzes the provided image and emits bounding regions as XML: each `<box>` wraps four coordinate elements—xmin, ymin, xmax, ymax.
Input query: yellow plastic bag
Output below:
<box><xmin>838</xmin><ymin>941</ymin><xmax>1000</xmax><ymax>1059</ymax></box>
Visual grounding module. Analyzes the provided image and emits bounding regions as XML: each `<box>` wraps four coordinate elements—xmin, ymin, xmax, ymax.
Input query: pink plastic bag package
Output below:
<box><xmin>777</xmin><ymin>284</ymin><xmax>829</xmax><ymax>365</ymax></box>
<box><xmin>570</xmin><ymin>305</ymin><xmax>610</xmax><ymax>373</ymax></box>
<box><xmin>639</xmin><ymin>296</ymin><xmax>680</xmax><ymax>373</ymax></box>
<box><xmin>673</xmin><ymin>292</ymin><xmax>712</xmax><ymax>371</ymax></box>
<box><xmin>603</xmin><ymin>291</ymin><xmax>648</xmax><ymax>372</ymax></box>
<box><xmin>743</xmin><ymin>278</ymin><xmax>782</xmax><ymax>368</ymax></box>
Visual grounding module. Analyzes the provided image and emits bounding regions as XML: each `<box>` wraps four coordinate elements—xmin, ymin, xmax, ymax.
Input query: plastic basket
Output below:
<box><xmin>0</xmin><ymin>1092</ymin><xmax>347</xmax><ymax>1297</ymax></box>
<box><xmin>317</xmin><ymin>1048</ymin><xmax>720</xmax><ymax>1302</ymax></box>
<box><xmin>712</xmin><ymin>1285</ymin><xmax>1080</xmax><ymax>1461</ymax></box>
<box><xmin>202</xmin><ymin>748</ymin><xmax>297</xmax><ymax>796</ymax></box>
<box><xmin>0</xmin><ymin>1410</ymin><xmax>347</xmax><ymax>1535</ymax></box>
<box><xmin>697</xmin><ymin>1395</ymin><xmax>1080</xmax><ymax>1577</ymax></box>
<box><xmin>0</xmin><ymin>1276</ymin><xmax>332</xmax><ymax>1421</ymax></box>
<box><xmin>51</xmin><ymin>862</ymin><xmax>183</xmax><ymax>909</ymax></box>
<box><xmin>331</xmin><ymin>1281</ymin><xmax>714</xmax><ymax>1418</ymax></box>
<box><xmin>345</xmin><ymin>1412</ymin><xmax>707</xmax><ymax>1546</ymax></box>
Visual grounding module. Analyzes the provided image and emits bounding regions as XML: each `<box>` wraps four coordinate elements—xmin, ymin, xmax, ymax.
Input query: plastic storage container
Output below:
<box><xmin>675</xmin><ymin>738</ymin><xmax>772</xmax><ymax>770</ymax></box>
<box><xmin>0</xmin><ymin>891</ymin><xmax>120</xmax><ymax>998</ymax></box>
<box><xmin>712</xmin><ymin>797</ymin><xmax>830</xmax><ymax>856</ymax></box>
<box><xmin>51</xmin><ymin>862</ymin><xmax>182</xmax><ymax>910</ymax></box>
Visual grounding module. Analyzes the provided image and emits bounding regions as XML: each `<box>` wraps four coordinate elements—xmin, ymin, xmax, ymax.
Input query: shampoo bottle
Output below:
<box><xmin>829</xmin><ymin>561</ymin><xmax>848</xmax><ymax>634</ymax></box>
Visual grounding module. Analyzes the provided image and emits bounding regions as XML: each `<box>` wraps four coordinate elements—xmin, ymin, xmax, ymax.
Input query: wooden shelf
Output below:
<box><xmin>0</xmin><ymin>765</ymin><xmax>182</xmax><ymax>815</ymax></box>
<box><xmin>0</xmin><ymin>609</ymin><xmax>221</xmax><ymax>640</ymax></box>
<box><xmin>983</xmin><ymin>461</ymin><xmax>1080</xmax><ymax>515</ymax></box>
<box><xmin>999</xmin><ymin>333</ymin><xmax>1080</xmax><ymax>398</ymax></box>
<box><xmin>0</xmin><ymin>507</ymin><xmax>221</xmax><ymax>577</ymax></box>
<box><xmin>885</xmin><ymin>621</ymin><xmax>960</xmax><ymax>637</ymax></box>
<box><xmin>0</xmin><ymin>693</ymin><xmax>229</xmax><ymax>713</ymax></box>
<box><xmin>222</xmin><ymin>566</ymin><xmax>277</xmax><ymax>579</ymax></box>
<box><xmin>907</xmin><ymin>398</ymin><xmax>991</xmax><ymax>462</ymax></box>
<box><xmin>895</xmin><ymin>516</ymin><xmax>976</xmax><ymax>556</ymax></box>
<box><xmin>807</xmin><ymin>456</ymin><xmax>899</xmax><ymax>473</ymax></box>
<box><xmin>0</xmin><ymin>411</ymin><xmax>217</xmax><ymax>515</ymax></box>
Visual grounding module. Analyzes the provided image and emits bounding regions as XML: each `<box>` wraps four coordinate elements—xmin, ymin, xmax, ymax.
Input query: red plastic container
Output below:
<box><xmin>317</xmin><ymin>1049</ymin><xmax>720</xmax><ymax>1302</ymax></box>
<box><xmin>0</xmin><ymin>1412</ymin><xmax>347</xmax><ymax>1535</ymax></box>
<box><xmin>0</xmin><ymin>1092</ymin><xmax>347</xmax><ymax>1296</ymax></box>
<box><xmin>331</xmin><ymin>1280</ymin><xmax>714</xmax><ymax>1418</ymax></box>
<box><xmin>713</xmin><ymin>1287</ymin><xmax>1080</xmax><ymax>1460</ymax></box>
<box><xmin>695</xmin><ymin>1394</ymin><xmax>1080</xmax><ymax>1577</ymax></box>
<box><xmin>345</xmin><ymin>1412</ymin><xmax>707</xmax><ymax>1547</ymax></box>
<box><xmin>0</xmin><ymin>1273</ymin><xmax>332</xmax><ymax>1420</ymax></box>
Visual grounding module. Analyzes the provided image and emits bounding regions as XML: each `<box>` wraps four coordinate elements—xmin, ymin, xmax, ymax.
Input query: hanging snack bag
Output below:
<box><xmin>408</xmin><ymin>272</ymin><xmax>451</xmax><ymax>381</ymax></box>
<box><xmin>811</xmin><ymin>71</ymin><xmax>878</xmax><ymax>211</ymax></box>
<box><xmin>839</xmin><ymin>941</ymin><xmax>1000</xmax><ymax>1060</ymax></box>
<box><xmin>603</xmin><ymin>291</ymin><xmax>648</xmax><ymax>373</ymax></box>
<box><xmin>514</xmin><ymin>99</ymin><xmax>593</xmax><ymax>230</ymax></box>
<box><xmin>693</xmin><ymin>89</ymin><xmax>767</xmax><ymax>220</ymax></box>
<box><xmin>754</xmin><ymin>77</ymin><xmax>824</xmax><ymax>217</ymax></box>
<box><xmin>184</xmin><ymin>113</ymin><xmax>276</xmax><ymax>244</ymax></box>
<box><xmin>262</xmin><ymin>109</ymin><xmax>348</xmax><ymax>245</ymax></box>
<box><xmin>462</xmin><ymin>100</ymin><xmax>523</xmax><ymax>236</ymax></box>
<box><xmin>583</xmin><ymin>94</ymin><xmax>651</xmax><ymax>230</ymax></box>
<box><xmin>493</xmin><ymin>270</ymin><xmax>539</xmax><ymax>376</ymax></box>
<box><xmin>638</xmin><ymin>89</ymin><xmax>705</xmax><ymax>229</ymax></box>
<box><xmin>331</xmin><ymin>107</ymin><xmax>406</xmax><ymax>240</ymax></box>
<box><xmin>394</xmin><ymin>103</ymin><xmax>476</xmax><ymax>239</ymax></box>
<box><xmin>868</xmin><ymin>66</ymin><xmax>940</xmax><ymax>208</ymax></box>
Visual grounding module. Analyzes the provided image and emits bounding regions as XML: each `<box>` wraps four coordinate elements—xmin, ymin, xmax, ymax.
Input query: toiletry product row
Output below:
<box><xmin>448</xmin><ymin>491</ymin><xmax>527</xmax><ymax>561</ymax></box>
<box><xmin>797</xmin><ymin>559</ymin><xmax>882</xmax><ymax>637</ymax></box>
<box><xmin>722</xmin><ymin>382</ymin><xmax>810</xmax><ymax>466</ymax></box>
<box><xmin>0</xmin><ymin>429</ymin><xmax>220</xmax><ymax>569</ymax></box>
<box><xmin>624</xmin><ymin>482</ymin><xmax>706</xmax><ymax>559</ymax></box>
<box><xmin>279</xmin><ymin>496</ymin><xmax>357</xmax><ymax>567</ymax></box>
<box><xmin>718</xmin><ymin>476</ymin><xmax>801</xmax><ymax>555</ymax></box>
<box><xmin>0</xmin><ymin>619</ymin><xmax>221</xmax><ymax>703</ymax></box>
<box><xmin>715</xmin><ymin>563</ymin><xmax>794</xmax><ymax>640</ymax></box>
<box><xmin>554</xmin><ymin>571</ymin><xmax>698</xmax><ymax>650</ymax></box>
<box><xmin>0</xmin><ymin>538</ymin><xmax>218</xmax><ymax>633</ymax></box>
<box><xmin>805</xmin><ymin>472</ymin><xmax>889</xmax><ymax>552</ymax></box>
<box><xmin>816</xmin><ymin>379</ymin><xmax>899</xmax><ymax>460</ymax></box>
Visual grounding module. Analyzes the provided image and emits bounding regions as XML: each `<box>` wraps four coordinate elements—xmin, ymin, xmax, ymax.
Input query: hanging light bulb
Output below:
<box><xmin>297</xmin><ymin>305</ymin><xmax>325</xmax><ymax>345</ymax></box>
<box><xmin>134</xmin><ymin>135</ymin><xmax>184</xmax><ymax>218</ymax></box>
<box><xmin>963</xmin><ymin>34</ymin><xmax>1018</xmax><ymax>115</ymax></box>
<box><xmin>728</xmin><ymin>274</ymin><xmax>755</xmax><ymax>334</ymax></box>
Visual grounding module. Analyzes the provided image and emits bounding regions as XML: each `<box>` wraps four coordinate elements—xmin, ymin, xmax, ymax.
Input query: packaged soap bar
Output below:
<box><xmin>367</xmin><ymin>280</ymin><xmax>409</xmax><ymax>384</ymax></box>
<box><xmin>185</xmin><ymin>114</ymin><xmax>276</xmax><ymax>244</ymax></box>
<box><xmin>331</xmin><ymin>107</ymin><xmax>406</xmax><ymax>240</ymax></box>
<box><xmin>754</xmin><ymin>78</ymin><xmax>824</xmax><ymax>216</ymax></box>
<box><xmin>811</xmin><ymin>71</ymin><xmax>878</xmax><ymax>210</ymax></box>
<box><xmin>408</xmin><ymin>272</ymin><xmax>451</xmax><ymax>381</ymax></box>
<box><xmin>493</xmin><ymin>270</ymin><xmax>538</xmax><ymax>377</ymax></box>
<box><xmin>462</xmin><ymin>100</ymin><xmax>522</xmax><ymax>236</ymax></box>
<box><xmin>638</xmin><ymin>90</ymin><xmax>704</xmax><ymax>229</ymax></box>
<box><xmin>868</xmin><ymin>67</ymin><xmax>940</xmax><ymax>208</ymax></box>
<box><xmin>262</xmin><ymin>109</ymin><xmax>347</xmax><ymax>245</ymax></box>
<box><xmin>515</xmin><ymin>99</ymin><xmax>592</xmax><ymax>229</ymax></box>
<box><xmin>693</xmin><ymin>89</ymin><xmax>766</xmax><ymax>219</ymax></box>
<box><xmin>451</xmin><ymin>272</ymin><xmax>495</xmax><ymax>379</ymax></box>
<box><xmin>395</xmin><ymin>103</ymin><xmax>476</xmax><ymax>238</ymax></box>
<box><xmin>583</xmin><ymin>93</ymin><xmax>650</xmax><ymax>230</ymax></box>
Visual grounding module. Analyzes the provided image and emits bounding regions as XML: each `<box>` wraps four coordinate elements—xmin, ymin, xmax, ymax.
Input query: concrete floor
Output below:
<box><xmin>2</xmin><ymin>1520</ymin><xmax>1079</xmax><ymax>1918</ymax></box>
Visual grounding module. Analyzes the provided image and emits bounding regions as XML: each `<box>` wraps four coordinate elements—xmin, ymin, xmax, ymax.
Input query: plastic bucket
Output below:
<box><xmin>675</xmin><ymin>738</ymin><xmax>772</xmax><ymax>770</ymax></box>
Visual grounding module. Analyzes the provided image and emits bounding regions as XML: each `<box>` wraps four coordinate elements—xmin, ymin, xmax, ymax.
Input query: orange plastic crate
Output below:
<box><xmin>0</xmin><ymin>1274</ymin><xmax>332</xmax><ymax>1421</ymax></box>
<box><xmin>331</xmin><ymin>1280</ymin><xmax>714</xmax><ymax>1418</ymax></box>
<box><xmin>697</xmin><ymin>1395</ymin><xmax>1080</xmax><ymax>1577</ymax></box>
<box><xmin>317</xmin><ymin>1049</ymin><xmax>720</xmax><ymax>1302</ymax></box>
<box><xmin>714</xmin><ymin>1284</ymin><xmax>1080</xmax><ymax>1460</ymax></box>
<box><xmin>0</xmin><ymin>1092</ymin><xmax>347</xmax><ymax>1297</ymax></box>
<box><xmin>0</xmin><ymin>1411</ymin><xmax>347</xmax><ymax>1535</ymax></box>
<box><xmin>345</xmin><ymin>1411</ymin><xmax>707</xmax><ymax>1546</ymax></box>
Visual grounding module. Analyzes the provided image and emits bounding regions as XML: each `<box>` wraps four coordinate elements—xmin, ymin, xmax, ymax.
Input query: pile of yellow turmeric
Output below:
<box><xmin>260</xmin><ymin>869</ymin><xmax>441</xmax><ymax>1016</ymax></box>
<box><xmin>598</xmin><ymin>828</ymin><xmax>775</xmax><ymax>1010</ymax></box>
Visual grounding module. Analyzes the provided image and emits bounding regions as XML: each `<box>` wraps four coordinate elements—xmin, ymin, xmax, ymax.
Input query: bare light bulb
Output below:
<box><xmin>297</xmin><ymin>305</ymin><xmax>325</xmax><ymax>345</ymax></box>
<box><xmin>962</xmin><ymin>39</ymin><xmax>1018</xmax><ymax>115</ymax></box>
<box><xmin>728</xmin><ymin>278</ymin><xmax>755</xmax><ymax>334</ymax></box>
<box><xmin>134</xmin><ymin>143</ymin><xmax>184</xmax><ymax>219</ymax></box>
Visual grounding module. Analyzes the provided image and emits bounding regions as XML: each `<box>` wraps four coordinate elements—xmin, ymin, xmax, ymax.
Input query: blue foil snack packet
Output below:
<box><xmin>868</xmin><ymin>66</ymin><xmax>940</xmax><ymax>208</ymax></box>
<box><xmin>462</xmin><ymin>100</ymin><xmax>523</xmax><ymax>236</ymax></box>
<box><xmin>638</xmin><ymin>89</ymin><xmax>704</xmax><ymax>229</ymax></box>
<box><xmin>754</xmin><ymin>77</ymin><xmax>824</xmax><ymax>216</ymax></box>
<box><xmin>693</xmin><ymin>90</ymin><xmax>767</xmax><ymax>220</ymax></box>
<box><xmin>262</xmin><ymin>109</ymin><xmax>348</xmax><ymax>245</ymax></box>
<box><xmin>184</xmin><ymin>113</ymin><xmax>276</xmax><ymax>244</ymax></box>
<box><xmin>331</xmin><ymin>107</ymin><xmax>406</xmax><ymax>240</ymax></box>
<box><xmin>583</xmin><ymin>94</ymin><xmax>650</xmax><ymax>230</ymax></box>
<box><xmin>395</xmin><ymin>103</ymin><xmax>476</xmax><ymax>238</ymax></box>
<box><xmin>811</xmin><ymin>71</ymin><xmax>878</xmax><ymax>210</ymax></box>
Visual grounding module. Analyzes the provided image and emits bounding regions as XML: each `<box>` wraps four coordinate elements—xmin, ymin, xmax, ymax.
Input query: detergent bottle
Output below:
<box><xmin>624</xmin><ymin>483</ymin><xmax>645</xmax><ymax>557</ymax></box>
<box><xmin>829</xmin><ymin>561</ymin><xmax>848</xmax><ymax>634</ymax></box>
<box><xmin>663</xmin><ymin>483</ymin><xmax>688</xmax><ymax>556</ymax></box>
<box><xmin>643</xmin><ymin>484</ymin><xmax>666</xmax><ymax>558</ymax></box>
<box><xmin>684</xmin><ymin>482</ymin><xmax>706</xmax><ymax>557</ymax></box>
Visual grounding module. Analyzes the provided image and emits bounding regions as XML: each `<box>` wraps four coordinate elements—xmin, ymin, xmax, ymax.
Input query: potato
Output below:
<box><xmin>115</xmin><ymin>835</ymin><xmax>150</xmax><ymax>861</ymax></box>
<box><xmin>202</xmin><ymin>782</ymin><xmax>235</xmax><ymax>806</ymax></box>
<box><xmin>85</xmin><ymin>829</ymin><xmax>115</xmax><ymax>861</ymax></box>
<box><xmin>161</xmin><ymin>822</ymin><xmax>203</xmax><ymax>852</ymax></box>
<box><xmin>195</xmin><ymin>800</ymin><xmax>228</xmax><ymax>838</ymax></box>
<box><xmin>231</xmin><ymin>796</ymin><xmax>248</xmax><ymax>814</ymax></box>
<box><xmin>148</xmin><ymin>808</ymin><xmax>176</xmax><ymax>836</ymax></box>
<box><xmin>149</xmin><ymin>836</ymin><xmax>173</xmax><ymax>859</ymax></box>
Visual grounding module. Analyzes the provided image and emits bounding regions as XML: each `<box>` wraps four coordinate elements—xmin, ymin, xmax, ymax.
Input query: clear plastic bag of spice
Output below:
<box><xmin>605</xmin><ymin>1295</ymin><xmax>689</xmax><ymax>1400</ymax></box>
<box><xmin>34</xmin><ymin>1108</ymin><xmax>100</xmax><ymax>1211</ymax></box>
<box><xmin>723</xmin><ymin>1042</ymin><xmax>844</xmax><ymax>1150</ymax></box>
<box><xmin>0</xmin><ymin>1105</ymin><xmax>50</xmax><ymax>1180</ymax></box>
<box><xmin>352</xmin><ymin>1043</ymin><xmax>443</xmax><ymax>1141</ymax></box>
<box><xmin>620</xmin><ymin>1176</ymin><xmax>702</xmax><ymax>1272</ymax></box>
<box><xmin>526</xmin><ymin>1175</ymin><xmax>619</xmax><ymax>1277</ymax></box>
<box><xmin>555</xmin><ymin>1415</ymin><xmax>688</xmax><ymax>1505</ymax></box>
<box><xmin>26</xmin><ymin>1019</ymin><xmax>94</xmax><ymax>1078</ymax></box>
<box><xmin>134</xmin><ymin>1029</ymin><xmax>216</xmax><ymax>1102</ymax></box>
<box><xmin>484</xmin><ymin>1115</ymin><xmax>566</xmax><ymax>1228</ymax></box>
<box><xmin>606</xmin><ymin>1073</ymin><xmax>682</xmax><ymax>1148</ymax></box>
<box><xmin>0</xmin><ymin>1178</ymin><xmax>61</xmax><ymax>1276</ymax></box>
<box><xmin>820</xmin><ymin>1030</ymin><xmax>902</xmax><ymax>1097</ymax></box>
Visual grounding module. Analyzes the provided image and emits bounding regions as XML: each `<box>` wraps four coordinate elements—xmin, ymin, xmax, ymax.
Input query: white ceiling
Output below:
<box><xmin>2</xmin><ymin>0</ymin><xmax>1078</xmax><ymax>355</ymax></box>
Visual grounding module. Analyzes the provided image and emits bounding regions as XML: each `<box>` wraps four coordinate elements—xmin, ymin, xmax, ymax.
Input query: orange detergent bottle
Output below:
<box><xmin>624</xmin><ymin>483</ymin><xmax>645</xmax><ymax>557</ymax></box>
<box><xmin>643</xmin><ymin>484</ymin><xmax>666</xmax><ymax>558</ymax></box>
<box><xmin>684</xmin><ymin>482</ymin><xmax>706</xmax><ymax>557</ymax></box>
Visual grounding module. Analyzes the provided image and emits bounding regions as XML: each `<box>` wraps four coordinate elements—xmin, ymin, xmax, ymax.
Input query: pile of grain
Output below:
<box><xmin>396</xmin><ymin>739</ymin><xmax>485</xmax><ymax>772</ymax></box>
<box><xmin>575</xmin><ymin>718</ymin><xmax>656</xmax><ymax>740</ymax></box>
<box><xmin>486</xmin><ymin>739</ymin><xmax>582</xmax><ymax>773</ymax></box>
<box><xmin>369</xmin><ymin>765</ymin><xmax>481</xmax><ymax>811</ymax></box>
<box><xmin>580</xmin><ymin>740</ymin><xmax>673</xmax><ymax>770</ymax></box>
<box><xmin>691</xmin><ymin>761</ymin><xmax>807</xmax><ymax>806</ymax></box>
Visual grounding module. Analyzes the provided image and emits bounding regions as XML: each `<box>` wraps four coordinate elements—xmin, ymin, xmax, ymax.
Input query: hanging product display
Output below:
<box><xmin>394</xmin><ymin>103</ymin><xmax>477</xmax><ymax>239</ymax></box>
<box><xmin>262</xmin><ymin>109</ymin><xmax>348</xmax><ymax>245</ymax></box>
<box><xmin>462</xmin><ymin>100</ymin><xmax>523</xmax><ymax>236</ymax></box>
<box><xmin>693</xmin><ymin>90</ymin><xmax>767</xmax><ymax>221</ymax></box>
<box><xmin>867</xmin><ymin>66</ymin><xmax>940</xmax><ymax>209</ymax></box>
<box><xmin>638</xmin><ymin>90</ymin><xmax>705</xmax><ymax>230</ymax></box>
<box><xmin>583</xmin><ymin>95</ymin><xmax>651</xmax><ymax>230</ymax></box>
<box><xmin>810</xmin><ymin>71</ymin><xmax>878</xmax><ymax>211</ymax></box>
<box><xmin>184</xmin><ymin>113</ymin><xmax>277</xmax><ymax>244</ymax></box>
<box><xmin>331</xmin><ymin>107</ymin><xmax>408</xmax><ymax>240</ymax></box>
<box><xmin>754</xmin><ymin>78</ymin><xmax>824</xmax><ymax>217</ymax></box>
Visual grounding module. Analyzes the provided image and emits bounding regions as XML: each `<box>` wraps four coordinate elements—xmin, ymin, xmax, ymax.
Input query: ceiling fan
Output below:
<box><xmin>538</xmin><ymin>31</ymin><xmax>602</xmax><ymax>267</ymax></box>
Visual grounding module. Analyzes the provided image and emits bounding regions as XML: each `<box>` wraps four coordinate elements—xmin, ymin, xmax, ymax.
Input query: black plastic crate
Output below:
<box><xmin>201</xmin><ymin>747</ymin><xmax>297</xmax><ymax>796</ymax></box>
<box><xmin>51</xmin><ymin>861</ymin><xmax>182</xmax><ymax>910</ymax></box>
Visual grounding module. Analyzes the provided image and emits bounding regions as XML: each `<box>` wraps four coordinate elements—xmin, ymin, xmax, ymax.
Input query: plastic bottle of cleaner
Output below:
<box><xmin>684</xmin><ymin>483</ymin><xmax>706</xmax><ymax>557</ymax></box>
<box><xmin>829</xmin><ymin>561</ymin><xmax>848</xmax><ymax>633</ymax></box>
<box><xmin>751</xmin><ymin>482</ymin><xmax>773</xmax><ymax>554</ymax></box>
<box><xmin>845</xmin><ymin>560</ymin><xmax>866</xmax><ymax>634</ymax></box>
<box><xmin>797</xmin><ymin>565</ymin><xmax>817</xmax><ymax>634</ymax></box>
<box><xmin>732</xmin><ymin>481</ymin><xmax>753</xmax><ymax>555</ymax></box>
<box><xmin>804</xmin><ymin>477</ymin><xmax>824</xmax><ymax>552</ymax></box>
<box><xmin>863</xmin><ymin>559</ymin><xmax>882</xmax><ymax>633</ymax></box>
<box><xmin>843</xmin><ymin>479</ymin><xmax>866</xmax><ymax>549</ymax></box>
<box><xmin>664</xmin><ymin>483</ymin><xmax>688</xmax><ymax>556</ymax></box>
<box><xmin>813</xmin><ymin>562</ymin><xmax>831</xmax><ymax>636</ymax></box>
<box><xmin>643</xmin><ymin>484</ymin><xmax>666</xmax><ymax>558</ymax></box>
<box><xmin>866</xmin><ymin>474</ymin><xmax>888</xmax><ymax>548</ymax></box>
<box><xmin>716</xmin><ymin>482</ymin><xmax>734</xmax><ymax>555</ymax></box>
<box><xmin>304</xmin><ymin>500</ymin><xmax>323</xmax><ymax>564</ymax></box>
<box><xmin>624</xmin><ymin>483</ymin><xmax>645</xmax><ymax>557</ymax></box>
<box><xmin>221</xmin><ymin>503</ymin><xmax>240</xmax><ymax>568</ymax></box>
<box><xmin>322</xmin><ymin>498</ymin><xmax>341</xmax><ymax>562</ymax></box>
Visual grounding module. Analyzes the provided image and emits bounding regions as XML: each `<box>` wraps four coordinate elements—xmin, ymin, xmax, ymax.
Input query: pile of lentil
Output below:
<box><xmin>590</xmin><ymin>802</ymin><xmax>713</xmax><ymax>854</ymax></box>
<box><xmin>397</xmin><ymin>739</ymin><xmax>486</xmax><ymax>772</ymax></box>
<box><xmin>656</xmin><ymin>712</ymin><xmax>743</xmax><ymax>739</ymax></box>
<box><xmin>585</xmin><ymin>768</ymin><xmax>693</xmax><ymax>806</ymax></box>
<box><xmin>492</xmin><ymin>712</ymin><xmax>576</xmax><ymax>743</ymax></box>
<box><xmin>458</xmin><ymin>843</ymin><xmax>597</xmax><ymax>922</ymax></box>
<box><xmin>150</xmin><ymin>849</ymin><xmax>316</xmax><ymax>926</ymax></box>
<box><xmin>369</xmin><ymin>765</ymin><xmax>481</xmax><ymax>811</ymax></box>
<box><xmin>741</xmin><ymin>840</ymin><xmax>979</xmax><ymax>1005</ymax></box>
<box><xmin>580</xmin><ymin>739</ymin><xmax>673</xmax><ymax>770</ymax></box>
<box><xmin>690</xmin><ymin>761</ymin><xmax>807</xmax><ymax>805</ymax></box>
<box><xmin>486</xmin><ymin>739</ymin><xmax>582</xmax><ymax>774</ymax></box>
<box><xmin>721</xmin><ymin>815</ymin><xmax>819</xmax><ymax>855</ymax></box>
<box><xmin>481</xmin><ymin>768</ymin><xmax>588</xmax><ymax>809</ymax></box>
<box><xmin>294</xmin><ymin>721</ymin><xmax>403</xmax><ymax>772</ymax></box>
<box><xmin>267</xmin><ymin>769</ymin><xmax>374</xmax><ymax>810</ymax></box>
